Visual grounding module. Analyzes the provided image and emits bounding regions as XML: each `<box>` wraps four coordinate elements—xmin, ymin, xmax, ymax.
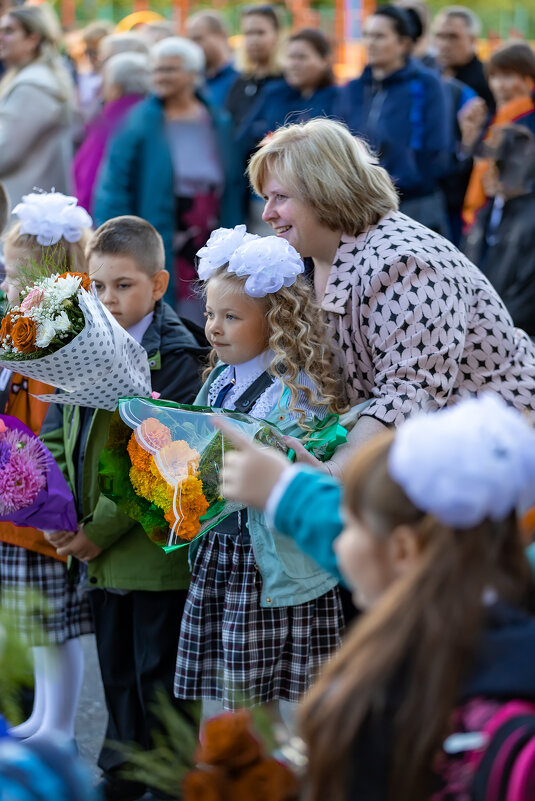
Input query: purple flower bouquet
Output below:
<box><xmin>0</xmin><ymin>414</ymin><xmax>77</xmax><ymax>531</ymax></box>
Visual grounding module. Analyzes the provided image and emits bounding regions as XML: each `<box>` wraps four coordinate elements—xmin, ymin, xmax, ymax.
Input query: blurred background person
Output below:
<box><xmin>462</xmin><ymin>41</ymin><xmax>535</xmax><ymax>228</ymax></box>
<box><xmin>97</xmin><ymin>30</ymin><xmax>149</xmax><ymax>68</ymax></box>
<box><xmin>396</xmin><ymin>0</ymin><xmax>437</xmax><ymax>69</ymax></box>
<box><xmin>433</xmin><ymin>5</ymin><xmax>495</xmax><ymax>109</ymax></box>
<box><xmin>73</xmin><ymin>51</ymin><xmax>150</xmax><ymax>214</ymax></box>
<box><xmin>186</xmin><ymin>10</ymin><xmax>237</xmax><ymax>108</ymax></box>
<box><xmin>335</xmin><ymin>4</ymin><xmax>450</xmax><ymax>233</ymax></box>
<box><xmin>138</xmin><ymin>20</ymin><xmax>175</xmax><ymax>48</ymax></box>
<box><xmin>94</xmin><ymin>36</ymin><xmax>240</xmax><ymax>320</ymax></box>
<box><xmin>77</xmin><ymin>20</ymin><xmax>112</xmax><ymax>120</ymax></box>
<box><xmin>237</xmin><ymin>28</ymin><xmax>337</xmax><ymax>232</ymax></box>
<box><xmin>226</xmin><ymin>4</ymin><xmax>283</xmax><ymax>130</ymax></box>
<box><xmin>0</xmin><ymin>3</ymin><xmax>74</xmax><ymax>222</ymax></box>
<box><xmin>463</xmin><ymin>125</ymin><xmax>535</xmax><ymax>338</ymax></box>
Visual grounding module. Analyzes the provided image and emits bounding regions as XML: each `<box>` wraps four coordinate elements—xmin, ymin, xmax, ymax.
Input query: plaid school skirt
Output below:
<box><xmin>174</xmin><ymin>527</ymin><xmax>344</xmax><ymax>709</ymax></box>
<box><xmin>0</xmin><ymin>543</ymin><xmax>93</xmax><ymax>645</ymax></box>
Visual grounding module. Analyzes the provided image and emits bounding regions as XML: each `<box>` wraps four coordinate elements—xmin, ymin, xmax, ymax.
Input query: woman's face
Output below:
<box><xmin>151</xmin><ymin>55</ymin><xmax>196</xmax><ymax>102</ymax></box>
<box><xmin>242</xmin><ymin>13</ymin><xmax>278</xmax><ymax>68</ymax></box>
<box><xmin>334</xmin><ymin>511</ymin><xmax>401</xmax><ymax>609</ymax></box>
<box><xmin>489</xmin><ymin>70</ymin><xmax>534</xmax><ymax>108</ymax></box>
<box><xmin>363</xmin><ymin>14</ymin><xmax>409</xmax><ymax>72</ymax></box>
<box><xmin>261</xmin><ymin>173</ymin><xmax>339</xmax><ymax>260</ymax></box>
<box><xmin>284</xmin><ymin>39</ymin><xmax>330</xmax><ymax>94</ymax></box>
<box><xmin>0</xmin><ymin>14</ymin><xmax>40</xmax><ymax>68</ymax></box>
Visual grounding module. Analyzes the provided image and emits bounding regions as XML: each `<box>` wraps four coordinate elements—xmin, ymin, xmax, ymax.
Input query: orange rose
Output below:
<box><xmin>196</xmin><ymin>709</ymin><xmax>262</xmax><ymax>770</ymax></box>
<box><xmin>0</xmin><ymin>311</ymin><xmax>15</xmax><ymax>343</ymax></box>
<box><xmin>10</xmin><ymin>316</ymin><xmax>37</xmax><ymax>353</ymax></box>
<box><xmin>229</xmin><ymin>758</ymin><xmax>300</xmax><ymax>801</ymax></box>
<box><xmin>182</xmin><ymin>767</ymin><xmax>227</xmax><ymax>801</ymax></box>
<box><xmin>56</xmin><ymin>271</ymin><xmax>92</xmax><ymax>292</ymax></box>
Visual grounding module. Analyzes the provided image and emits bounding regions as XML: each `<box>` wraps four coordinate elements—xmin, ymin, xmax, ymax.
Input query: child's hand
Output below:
<box><xmin>42</xmin><ymin>529</ymin><xmax>76</xmax><ymax>548</ymax></box>
<box><xmin>56</xmin><ymin>525</ymin><xmax>102</xmax><ymax>562</ymax></box>
<box><xmin>213</xmin><ymin>417</ymin><xmax>290</xmax><ymax>510</ymax></box>
<box><xmin>283</xmin><ymin>436</ymin><xmax>340</xmax><ymax>477</ymax></box>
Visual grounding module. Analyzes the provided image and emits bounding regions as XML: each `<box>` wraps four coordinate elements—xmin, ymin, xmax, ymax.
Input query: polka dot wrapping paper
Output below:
<box><xmin>0</xmin><ymin>292</ymin><xmax>152</xmax><ymax>411</ymax></box>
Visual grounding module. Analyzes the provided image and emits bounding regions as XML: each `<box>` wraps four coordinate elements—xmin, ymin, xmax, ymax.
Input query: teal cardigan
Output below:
<box><xmin>191</xmin><ymin>367</ymin><xmax>340</xmax><ymax>607</ymax></box>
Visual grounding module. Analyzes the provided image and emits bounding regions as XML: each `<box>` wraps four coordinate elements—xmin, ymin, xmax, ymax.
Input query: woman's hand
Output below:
<box><xmin>283</xmin><ymin>436</ymin><xmax>341</xmax><ymax>477</ymax></box>
<box><xmin>458</xmin><ymin>96</ymin><xmax>488</xmax><ymax>149</ymax></box>
<box><xmin>213</xmin><ymin>417</ymin><xmax>291</xmax><ymax>510</ymax></box>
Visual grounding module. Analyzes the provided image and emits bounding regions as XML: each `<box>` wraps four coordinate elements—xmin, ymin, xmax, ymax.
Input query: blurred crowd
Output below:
<box><xmin>0</xmin><ymin>1</ymin><xmax>534</xmax><ymax>329</ymax></box>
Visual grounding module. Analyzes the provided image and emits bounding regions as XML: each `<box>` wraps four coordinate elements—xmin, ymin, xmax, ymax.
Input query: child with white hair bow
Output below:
<box><xmin>215</xmin><ymin>394</ymin><xmax>535</xmax><ymax>801</ymax></box>
<box><xmin>0</xmin><ymin>191</ymin><xmax>93</xmax><ymax>746</ymax></box>
<box><xmin>173</xmin><ymin>225</ymin><xmax>349</xmax><ymax>724</ymax></box>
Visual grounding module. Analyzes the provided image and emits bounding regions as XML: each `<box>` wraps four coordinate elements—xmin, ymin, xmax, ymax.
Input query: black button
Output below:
<box><xmin>89</xmin><ymin>577</ymin><xmax>98</xmax><ymax>584</ymax></box>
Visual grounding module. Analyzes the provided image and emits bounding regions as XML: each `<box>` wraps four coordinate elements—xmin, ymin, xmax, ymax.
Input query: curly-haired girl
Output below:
<box><xmin>174</xmin><ymin>226</ymin><xmax>347</xmax><ymax>722</ymax></box>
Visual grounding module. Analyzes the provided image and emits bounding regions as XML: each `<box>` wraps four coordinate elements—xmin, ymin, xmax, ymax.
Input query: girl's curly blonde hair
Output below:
<box><xmin>203</xmin><ymin>268</ymin><xmax>348</xmax><ymax>428</ymax></box>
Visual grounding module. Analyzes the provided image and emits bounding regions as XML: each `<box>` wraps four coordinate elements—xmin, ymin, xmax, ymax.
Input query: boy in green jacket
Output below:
<box><xmin>42</xmin><ymin>216</ymin><xmax>208</xmax><ymax>801</ymax></box>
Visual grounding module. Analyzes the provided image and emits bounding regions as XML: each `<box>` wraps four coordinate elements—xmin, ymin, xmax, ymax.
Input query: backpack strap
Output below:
<box><xmin>231</xmin><ymin>371</ymin><xmax>275</xmax><ymax>415</ymax></box>
<box><xmin>471</xmin><ymin>704</ymin><xmax>535</xmax><ymax>801</ymax></box>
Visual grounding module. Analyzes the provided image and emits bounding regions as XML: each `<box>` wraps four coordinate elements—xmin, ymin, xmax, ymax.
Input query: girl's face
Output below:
<box><xmin>242</xmin><ymin>13</ymin><xmax>278</xmax><ymax>67</ymax></box>
<box><xmin>489</xmin><ymin>70</ymin><xmax>534</xmax><ymax>107</ymax></box>
<box><xmin>334</xmin><ymin>511</ymin><xmax>403</xmax><ymax>609</ymax></box>
<box><xmin>284</xmin><ymin>39</ymin><xmax>330</xmax><ymax>94</ymax></box>
<box><xmin>363</xmin><ymin>14</ymin><xmax>409</xmax><ymax>72</ymax></box>
<box><xmin>205</xmin><ymin>278</ymin><xmax>269</xmax><ymax>365</ymax></box>
<box><xmin>1</xmin><ymin>245</ymin><xmax>30</xmax><ymax>304</ymax></box>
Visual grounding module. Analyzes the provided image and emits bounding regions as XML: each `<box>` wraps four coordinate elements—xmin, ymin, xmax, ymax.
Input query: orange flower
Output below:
<box><xmin>0</xmin><ymin>311</ymin><xmax>15</xmax><ymax>343</ymax></box>
<box><xmin>127</xmin><ymin>434</ymin><xmax>153</xmax><ymax>473</ymax></box>
<box><xmin>135</xmin><ymin>417</ymin><xmax>172</xmax><ymax>452</ymax></box>
<box><xmin>196</xmin><ymin>709</ymin><xmax>262</xmax><ymax>770</ymax></box>
<box><xmin>10</xmin><ymin>315</ymin><xmax>37</xmax><ymax>353</ymax></box>
<box><xmin>521</xmin><ymin>506</ymin><xmax>535</xmax><ymax>537</ymax></box>
<box><xmin>164</xmin><ymin>475</ymin><xmax>209</xmax><ymax>541</ymax></box>
<box><xmin>56</xmin><ymin>271</ymin><xmax>92</xmax><ymax>292</ymax></box>
<box><xmin>229</xmin><ymin>758</ymin><xmax>300</xmax><ymax>801</ymax></box>
<box><xmin>182</xmin><ymin>767</ymin><xmax>228</xmax><ymax>801</ymax></box>
<box><xmin>158</xmin><ymin>439</ymin><xmax>201</xmax><ymax>482</ymax></box>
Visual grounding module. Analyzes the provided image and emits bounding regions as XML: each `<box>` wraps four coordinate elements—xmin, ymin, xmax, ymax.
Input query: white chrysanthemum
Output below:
<box><xmin>389</xmin><ymin>394</ymin><xmax>535</xmax><ymax>528</ymax></box>
<box><xmin>196</xmin><ymin>226</ymin><xmax>260</xmax><ymax>280</ymax></box>
<box><xmin>53</xmin><ymin>310</ymin><xmax>71</xmax><ymax>334</ymax></box>
<box><xmin>50</xmin><ymin>274</ymin><xmax>82</xmax><ymax>304</ymax></box>
<box><xmin>35</xmin><ymin>318</ymin><xmax>58</xmax><ymax>348</ymax></box>
<box><xmin>228</xmin><ymin>236</ymin><xmax>305</xmax><ymax>297</ymax></box>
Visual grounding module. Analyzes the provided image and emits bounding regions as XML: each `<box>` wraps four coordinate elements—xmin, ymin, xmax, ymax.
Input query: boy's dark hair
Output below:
<box><xmin>488</xmin><ymin>42</ymin><xmax>535</xmax><ymax>81</ymax></box>
<box><xmin>87</xmin><ymin>216</ymin><xmax>165</xmax><ymax>275</ymax></box>
<box><xmin>0</xmin><ymin>182</ymin><xmax>9</xmax><ymax>235</ymax></box>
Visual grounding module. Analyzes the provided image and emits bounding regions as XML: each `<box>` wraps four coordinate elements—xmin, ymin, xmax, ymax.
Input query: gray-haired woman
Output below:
<box><xmin>0</xmin><ymin>4</ymin><xmax>74</xmax><ymax>217</ymax></box>
<box><xmin>248</xmin><ymin>118</ymin><xmax>535</xmax><ymax>467</ymax></box>
<box><xmin>94</xmin><ymin>36</ymin><xmax>240</xmax><ymax>315</ymax></box>
<box><xmin>73</xmin><ymin>51</ymin><xmax>150</xmax><ymax>213</ymax></box>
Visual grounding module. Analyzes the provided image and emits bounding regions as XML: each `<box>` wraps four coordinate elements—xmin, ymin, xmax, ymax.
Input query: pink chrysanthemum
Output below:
<box><xmin>0</xmin><ymin>430</ymin><xmax>47</xmax><ymax>513</ymax></box>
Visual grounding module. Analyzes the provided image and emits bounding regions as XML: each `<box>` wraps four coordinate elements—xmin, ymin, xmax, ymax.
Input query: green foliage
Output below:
<box><xmin>0</xmin><ymin>601</ymin><xmax>37</xmax><ymax>724</ymax></box>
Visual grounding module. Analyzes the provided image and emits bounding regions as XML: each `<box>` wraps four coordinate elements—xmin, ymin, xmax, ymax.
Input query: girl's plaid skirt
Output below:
<box><xmin>174</xmin><ymin>528</ymin><xmax>344</xmax><ymax>709</ymax></box>
<box><xmin>0</xmin><ymin>543</ymin><xmax>93</xmax><ymax>645</ymax></box>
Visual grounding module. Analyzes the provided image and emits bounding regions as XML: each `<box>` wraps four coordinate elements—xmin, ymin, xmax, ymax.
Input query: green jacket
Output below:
<box><xmin>41</xmin><ymin>406</ymin><xmax>191</xmax><ymax>591</ymax></box>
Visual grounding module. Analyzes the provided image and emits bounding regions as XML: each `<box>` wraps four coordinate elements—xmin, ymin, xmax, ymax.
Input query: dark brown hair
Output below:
<box><xmin>288</xmin><ymin>28</ymin><xmax>335</xmax><ymax>88</ymax></box>
<box><xmin>488</xmin><ymin>41</ymin><xmax>535</xmax><ymax>81</ymax></box>
<box><xmin>299</xmin><ymin>433</ymin><xmax>533</xmax><ymax>801</ymax></box>
<box><xmin>87</xmin><ymin>215</ymin><xmax>165</xmax><ymax>275</ymax></box>
<box><xmin>241</xmin><ymin>4</ymin><xmax>281</xmax><ymax>31</ymax></box>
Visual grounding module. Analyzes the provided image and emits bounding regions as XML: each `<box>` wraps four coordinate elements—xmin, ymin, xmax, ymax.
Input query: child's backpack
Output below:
<box><xmin>434</xmin><ymin>697</ymin><xmax>535</xmax><ymax>801</ymax></box>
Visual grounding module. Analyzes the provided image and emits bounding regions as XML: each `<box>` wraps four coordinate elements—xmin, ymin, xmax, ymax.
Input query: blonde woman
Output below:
<box><xmin>248</xmin><ymin>118</ymin><xmax>535</xmax><ymax>460</ymax></box>
<box><xmin>0</xmin><ymin>4</ymin><xmax>74</xmax><ymax>221</ymax></box>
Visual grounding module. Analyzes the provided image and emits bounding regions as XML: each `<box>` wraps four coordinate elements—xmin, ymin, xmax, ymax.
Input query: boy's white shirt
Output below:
<box><xmin>126</xmin><ymin>311</ymin><xmax>154</xmax><ymax>344</ymax></box>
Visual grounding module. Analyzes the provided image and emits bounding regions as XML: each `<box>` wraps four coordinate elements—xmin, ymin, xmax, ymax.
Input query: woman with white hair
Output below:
<box><xmin>73</xmin><ymin>51</ymin><xmax>150</xmax><ymax>213</ymax></box>
<box><xmin>0</xmin><ymin>3</ymin><xmax>74</xmax><ymax>218</ymax></box>
<box><xmin>249</xmin><ymin>118</ymin><xmax>535</xmax><ymax>464</ymax></box>
<box><xmin>94</xmin><ymin>36</ymin><xmax>240</xmax><ymax>317</ymax></box>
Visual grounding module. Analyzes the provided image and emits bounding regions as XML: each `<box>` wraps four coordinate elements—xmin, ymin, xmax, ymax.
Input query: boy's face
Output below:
<box><xmin>89</xmin><ymin>252</ymin><xmax>169</xmax><ymax>330</ymax></box>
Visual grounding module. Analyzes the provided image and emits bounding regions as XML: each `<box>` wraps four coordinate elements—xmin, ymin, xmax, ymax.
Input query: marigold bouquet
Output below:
<box><xmin>0</xmin><ymin>272</ymin><xmax>151</xmax><ymax>410</ymax></box>
<box><xmin>99</xmin><ymin>397</ymin><xmax>290</xmax><ymax>551</ymax></box>
<box><xmin>0</xmin><ymin>414</ymin><xmax>77</xmax><ymax>532</ymax></box>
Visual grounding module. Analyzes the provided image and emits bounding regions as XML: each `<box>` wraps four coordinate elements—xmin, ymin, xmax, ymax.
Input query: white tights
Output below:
<box><xmin>9</xmin><ymin>638</ymin><xmax>84</xmax><ymax>742</ymax></box>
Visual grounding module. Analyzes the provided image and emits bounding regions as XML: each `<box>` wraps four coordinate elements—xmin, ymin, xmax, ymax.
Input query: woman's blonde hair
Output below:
<box><xmin>203</xmin><ymin>269</ymin><xmax>348</xmax><ymax>426</ymax></box>
<box><xmin>0</xmin><ymin>4</ymin><xmax>73</xmax><ymax>101</ymax></box>
<box><xmin>300</xmin><ymin>433</ymin><xmax>534</xmax><ymax>801</ymax></box>
<box><xmin>248</xmin><ymin>118</ymin><xmax>399</xmax><ymax>235</ymax></box>
<box><xmin>4</xmin><ymin>222</ymin><xmax>91</xmax><ymax>276</ymax></box>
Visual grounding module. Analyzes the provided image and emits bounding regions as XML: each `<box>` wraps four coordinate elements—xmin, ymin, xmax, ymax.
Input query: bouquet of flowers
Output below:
<box><xmin>0</xmin><ymin>272</ymin><xmax>151</xmax><ymax>411</ymax></box>
<box><xmin>0</xmin><ymin>414</ymin><xmax>77</xmax><ymax>532</ymax></box>
<box><xmin>99</xmin><ymin>397</ymin><xmax>348</xmax><ymax>551</ymax></box>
